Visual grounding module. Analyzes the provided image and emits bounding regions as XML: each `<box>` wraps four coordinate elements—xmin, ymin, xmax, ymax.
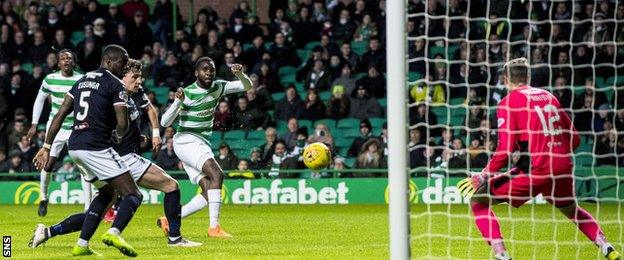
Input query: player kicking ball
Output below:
<box><xmin>29</xmin><ymin>59</ymin><xmax>201</xmax><ymax>250</ymax></box>
<box><xmin>159</xmin><ymin>57</ymin><xmax>252</xmax><ymax>238</ymax></box>
<box><xmin>457</xmin><ymin>58</ymin><xmax>621</xmax><ymax>260</ymax></box>
<box><xmin>26</xmin><ymin>49</ymin><xmax>89</xmax><ymax>216</ymax></box>
<box><xmin>34</xmin><ymin>45</ymin><xmax>142</xmax><ymax>257</ymax></box>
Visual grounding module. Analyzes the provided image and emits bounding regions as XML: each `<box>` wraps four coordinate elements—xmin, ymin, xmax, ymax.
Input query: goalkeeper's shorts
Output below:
<box><xmin>487</xmin><ymin>170</ymin><xmax>575</xmax><ymax>208</ymax></box>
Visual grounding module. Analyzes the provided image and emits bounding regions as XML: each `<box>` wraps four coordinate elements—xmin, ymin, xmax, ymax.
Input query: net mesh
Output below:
<box><xmin>406</xmin><ymin>0</ymin><xmax>624</xmax><ymax>258</ymax></box>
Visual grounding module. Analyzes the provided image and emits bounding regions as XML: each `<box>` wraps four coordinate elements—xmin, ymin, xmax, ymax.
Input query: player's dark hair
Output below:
<box><xmin>194</xmin><ymin>57</ymin><xmax>214</xmax><ymax>70</ymax></box>
<box><xmin>57</xmin><ymin>48</ymin><xmax>77</xmax><ymax>62</ymax></box>
<box><xmin>503</xmin><ymin>57</ymin><xmax>529</xmax><ymax>84</ymax></box>
<box><xmin>101</xmin><ymin>44</ymin><xmax>128</xmax><ymax>62</ymax></box>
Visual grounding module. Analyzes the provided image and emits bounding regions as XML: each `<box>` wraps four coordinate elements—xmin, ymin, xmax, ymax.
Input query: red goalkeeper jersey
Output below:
<box><xmin>483</xmin><ymin>85</ymin><xmax>580</xmax><ymax>175</ymax></box>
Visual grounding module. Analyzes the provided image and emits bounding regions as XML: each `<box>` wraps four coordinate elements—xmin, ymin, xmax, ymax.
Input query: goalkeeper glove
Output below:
<box><xmin>457</xmin><ymin>172</ymin><xmax>488</xmax><ymax>197</ymax></box>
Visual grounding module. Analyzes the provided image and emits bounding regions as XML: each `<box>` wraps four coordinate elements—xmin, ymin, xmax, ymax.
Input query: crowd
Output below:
<box><xmin>0</xmin><ymin>0</ymin><xmax>623</xmax><ymax>180</ymax></box>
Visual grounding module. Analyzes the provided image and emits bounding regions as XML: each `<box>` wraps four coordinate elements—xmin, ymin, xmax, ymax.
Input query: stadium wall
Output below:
<box><xmin>3</xmin><ymin>172</ymin><xmax>622</xmax><ymax>205</ymax></box>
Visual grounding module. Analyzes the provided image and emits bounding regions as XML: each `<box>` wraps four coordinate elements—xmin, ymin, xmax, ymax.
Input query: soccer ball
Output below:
<box><xmin>303</xmin><ymin>142</ymin><xmax>331</xmax><ymax>170</ymax></box>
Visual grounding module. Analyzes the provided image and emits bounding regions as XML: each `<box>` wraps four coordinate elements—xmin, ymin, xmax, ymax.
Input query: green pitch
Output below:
<box><xmin>0</xmin><ymin>204</ymin><xmax>620</xmax><ymax>259</ymax></box>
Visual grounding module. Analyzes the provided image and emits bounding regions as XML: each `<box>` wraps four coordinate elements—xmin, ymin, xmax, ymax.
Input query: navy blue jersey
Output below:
<box><xmin>67</xmin><ymin>68</ymin><xmax>128</xmax><ymax>151</ymax></box>
<box><xmin>114</xmin><ymin>87</ymin><xmax>150</xmax><ymax>156</ymax></box>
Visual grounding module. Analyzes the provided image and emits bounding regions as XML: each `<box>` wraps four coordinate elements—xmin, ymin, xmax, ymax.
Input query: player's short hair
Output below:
<box><xmin>503</xmin><ymin>57</ymin><xmax>529</xmax><ymax>84</ymax></box>
<box><xmin>123</xmin><ymin>59</ymin><xmax>142</xmax><ymax>75</ymax></box>
<box><xmin>102</xmin><ymin>44</ymin><xmax>128</xmax><ymax>62</ymax></box>
<box><xmin>194</xmin><ymin>57</ymin><xmax>215</xmax><ymax>70</ymax></box>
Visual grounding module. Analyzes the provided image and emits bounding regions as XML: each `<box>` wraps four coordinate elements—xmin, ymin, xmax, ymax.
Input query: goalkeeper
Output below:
<box><xmin>457</xmin><ymin>58</ymin><xmax>621</xmax><ymax>260</ymax></box>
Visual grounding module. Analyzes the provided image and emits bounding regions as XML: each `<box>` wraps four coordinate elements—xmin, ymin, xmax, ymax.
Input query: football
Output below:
<box><xmin>303</xmin><ymin>142</ymin><xmax>332</xmax><ymax>170</ymax></box>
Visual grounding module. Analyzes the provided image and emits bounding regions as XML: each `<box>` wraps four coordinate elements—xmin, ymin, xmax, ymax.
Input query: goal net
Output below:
<box><xmin>405</xmin><ymin>0</ymin><xmax>624</xmax><ymax>258</ymax></box>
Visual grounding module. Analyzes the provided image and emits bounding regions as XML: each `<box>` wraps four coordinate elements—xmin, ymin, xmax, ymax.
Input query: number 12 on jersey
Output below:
<box><xmin>535</xmin><ymin>104</ymin><xmax>561</xmax><ymax>136</ymax></box>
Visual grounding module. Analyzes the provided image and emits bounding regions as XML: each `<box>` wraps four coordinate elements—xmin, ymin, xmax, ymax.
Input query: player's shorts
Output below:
<box><xmin>46</xmin><ymin>121</ymin><xmax>72</xmax><ymax>157</ymax></box>
<box><xmin>173</xmin><ymin>133</ymin><xmax>214</xmax><ymax>185</ymax></box>
<box><xmin>68</xmin><ymin>148</ymin><xmax>129</xmax><ymax>183</ymax></box>
<box><xmin>487</xmin><ymin>170</ymin><xmax>575</xmax><ymax>208</ymax></box>
<box><xmin>120</xmin><ymin>153</ymin><xmax>152</xmax><ymax>182</ymax></box>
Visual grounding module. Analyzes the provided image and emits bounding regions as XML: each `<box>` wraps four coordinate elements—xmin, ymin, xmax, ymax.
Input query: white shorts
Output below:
<box><xmin>173</xmin><ymin>133</ymin><xmax>214</xmax><ymax>184</ymax></box>
<box><xmin>120</xmin><ymin>153</ymin><xmax>152</xmax><ymax>182</ymax></box>
<box><xmin>46</xmin><ymin>121</ymin><xmax>72</xmax><ymax>157</ymax></box>
<box><xmin>69</xmin><ymin>148</ymin><xmax>129</xmax><ymax>182</ymax></box>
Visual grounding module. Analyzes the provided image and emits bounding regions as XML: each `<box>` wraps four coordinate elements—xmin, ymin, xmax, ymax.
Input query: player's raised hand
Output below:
<box><xmin>175</xmin><ymin>88</ymin><xmax>184</xmax><ymax>101</ymax></box>
<box><xmin>26</xmin><ymin>124</ymin><xmax>37</xmax><ymax>143</ymax></box>
<box><xmin>230</xmin><ymin>63</ymin><xmax>243</xmax><ymax>75</ymax></box>
<box><xmin>151</xmin><ymin>135</ymin><xmax>162</xmax><ymax>153</ymax></box>
<box><xmin>33</xmin><ymin>148</ymin><xmax>50</xmax><ymax>171</ymax></box>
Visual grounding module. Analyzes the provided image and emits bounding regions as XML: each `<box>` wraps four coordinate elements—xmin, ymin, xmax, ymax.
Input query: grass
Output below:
<box><xmin>0</xmin><ymin>204</ymin><xmax>621</xmax><ymax>259</ymax></box>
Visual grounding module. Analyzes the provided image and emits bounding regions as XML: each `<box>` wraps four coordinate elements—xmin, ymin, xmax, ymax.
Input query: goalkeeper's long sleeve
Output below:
<box><xmin>161</xmin><ymin>99</ymin><xmax>182</xmax><ymax>127</ymax></box>
<box><xmin>32</xmin><ymin>89</ymin><xmax>50</xmax><ymax>125</ymax></box>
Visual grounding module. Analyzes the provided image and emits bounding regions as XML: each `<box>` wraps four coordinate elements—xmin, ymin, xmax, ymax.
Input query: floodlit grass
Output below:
<box><xmin>0</xmin><ymin>203</ymin><xmax>620</xmax><ymax>259</ymax></box>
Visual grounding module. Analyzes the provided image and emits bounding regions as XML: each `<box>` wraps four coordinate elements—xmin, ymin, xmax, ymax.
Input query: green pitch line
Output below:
<box><xmin>0</xmin><ymin>204</ymin><xmax>621</xmax><ymax>259</ymax></box>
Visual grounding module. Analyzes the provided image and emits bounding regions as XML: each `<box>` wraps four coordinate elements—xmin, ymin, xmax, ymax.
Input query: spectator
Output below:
<box><xmin>354</xmin><ymin>138</ymin><xmax>386</xmax><ymax>177</ymax></box>
<box><xmin>104</xmin><ymin>3</ymin><xmax>125</xmax><ymax>30</ymax></box>
<box><xmin>573</xmin><ymin>95</ymin><xmax>594</xmax><ymax>132</ymax></box>
<box><xmin>328</xmin><ymin>55</ymin><xmax>344</xmax><ymax>81</ymax></box>
<box><xmin>242</xmin><ymin>15</ymin><xmax>264</xmax><ymax>44</ymax></box>
<box><xmin>334</xmin><ymin>60</ymin><xmax>357</xmax><ymax>93</ymax></box>
<box><xmin>7</xmin><ymin>149</ymin><xmax>31</xmax><ymax>174</ymax></box>
<box><xmin>552</xmin><ymin>76</ymin><xmax>573</xmax><ymax>111</ymax></box>
<box><xmin>356</xmin><ymin>65</ymin><xmax>385</xmax><ymax>99</ymax></box>
<box><xmin>55</xmin><ymin>156</ymin><xmax>79</xmax><ymax>182</ymax></box>
<box><xmin>333</xmin><ymin>156</ymin><xmax>350</xmax><ymax>178</ymax></box>
<box><xmin>358</xmin><ymin>37</ymin><xmax>384</xmax><ymax>72</ymax></box>
<box><xmin>261</xmin><ymin>127</ymin><xmax>278</xmax><ymax>163</ymax></box>
<box><xmin>468</xmin><ymin>137</ymin><xmax>488</xmax><ymax>168</ymax></box>
<box><xmin>280</xmin><ymin>118</ymin><xmax>299</xmax><ymax>150</ymax></box>
<box><xmin>594</xmin><ymin>104</ymin><xmax>613</xmax><ymax>133</ymax></box>
<box><xmin>245</xmin><ymin>37</ymin><xmax>267</xmax><ymax>70</ymax></box>
<box><xmin>293</xmin><ymin>6</ymin><xmax>319</xmax><ymax>47</ymax></box>
<box><xmin>213</xmin><ymin>101</ymin><xmax>236</xmax><ymax>132</ymax></box>
<box><xmin>27</xmin><ymin>31</ymin><xmax>49</xmax><ymax>65</ymax></box>
<box><xmin>216</xmin><ymin>142</ymin><xmax>239</xmax><ymax>171</ymax></box>
<box><xmin>354</xmin><ymin>13</ymin><xmax>377</xmax><ymax>42</ymax></box>
<box><xmin>256</xmin><ymin>63</ymin><xmax>281</xmax><ymax>94</ymax></box>
<box><xmin>410</xmin><ymin>143</ymin><xmax>440</xmax><ymax>169</ymax></box>
<box><xmin>127</xmin><ymin>10</ymin><xmax>153</xmax><ymax>58</ymax></box>
<box><xmin>157</xmin><ymin>139</ymin><xmax>179</xmax><ymax>170</ymax></box>
<box><xmin>234</xmin><ymin>96</ymin><xmax>269</xmax><ymax>130</ymax></box>
<box><xmin>274</xmin><ymin>85</ymin><xmax>304</xmax><ymax>121</ymax></box>
<box><xmin>121</xmin><ymin>0</ymin><xmax>150</xmax><ymax>22</ymax></box>
<box><xmin>246</xmin><ymin>86</ymin><xmax>274</xmax><ymax>111</ymax></box>
<box><xmin>248</xmin><ymin>147</ymin><xmax>266</xmax><ymax>170</ymax></box>
<box><xmin>349</xmin><ymin>85</ymin><xmax>382</xmax><ymax>120</ymax></box>
<box><xmin>51</xmin><ymin>29</ymin><xmax>73</xmax><ymax>52</ymax></box>
<box><xmin>332</xmin><ymin>9</ymin><xmax>356</xmax><ymax>43</ymax></box>
<box><xmin>303</xmin><ymin>59</ymin><xmax>331</xmax><ymax>91</ymax></box>
<box><xmin>78</xmin><ymin>38</ymin><xmax>101</xmax><ymax>72</ymax></box>
<box><xmin>408</xmin><ymin>128</ymin><xmax>424</xmax><ymax>148</ymax></box>
<box><xmin>218</xmin><ymin>52</ymin><xmax>238</xmax><ymax>81</ymax></box>
<box><xmin>156</xmin><ymin>52</ymin><xmax>185</xmax><ymax>89</ymax></box>
<box><xmin>14</xmin><ymin>135</ymin><xmax>35</xmax><ymax>166</ymax></box>
<box><xmin>268</xmin><ymin>139</ymin><xmax>302</xmax><ymax>178</ymax></box>
<box><xmin>443</xmin><ymin>137</ymin><xmax>467</xmax><ymax>169</ymax></box>
<box><xmin>595</xmin><ymin>128</ymin><xmax>619</xmax><ymax>166</ymax></box>
<box><xmin>326</xmin><ymin>84</ymin><xmax>351</xmax><ymax>120</ymax></box>
<box><xmin>0</xmin><ymin>150</ymin><xmax>8</xmax><ymax>172</ymax></box>
<box><xmin>307</xmin><ymin>123</ymin><xmax>334</xmax><ymax>149</ymax></box>
<box><xmin>7</xmin><ymin>120</ymin><xmax>26</xmax><ymax>149</ymax></box>
<box><xmin>615</xmin><ymin>108</ymin><xmax>624</xmax><ymax>131</ymax></box>
<box><xmin>301</xmin><ymin>89</ymin><xmax>327</xmax><ymax>121</ymax></box>
<box><xmin>269</xmin><ymin>32</ymin><xmax>300</xmax><ymax>69</ymax></box>
<box><xmin>347</xmin><ymin>119</ymin><xmax>376</xmax><ymax>157</ymax></box>
<box><xmin>409</xmin><ymin>75</ymin><xmax>446</xmax><ymax>104</ymax></box>
<box><xmin>228</xmin><ymin>159</ymin><xmax>255</xmax><ymax>179</ymax></box>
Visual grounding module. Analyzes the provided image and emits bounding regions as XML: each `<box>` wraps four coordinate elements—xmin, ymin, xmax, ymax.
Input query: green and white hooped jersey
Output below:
<box><xmin>176</xmin><ymin>80</ymin><xmax>245</xmax><ymax>143</ymax></box>
<box><xmin>41</xmin><ymin>71</ymin><xmax>83</xmax><ymax>130</ymax></box>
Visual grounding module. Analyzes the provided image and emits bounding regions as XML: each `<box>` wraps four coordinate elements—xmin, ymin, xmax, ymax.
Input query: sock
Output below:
<box><xmin>77</xmin><ymin>238</ymin><xmax>89</xmax><ymax>247</ymax></box>
<box><xmin>79</xmin><ymin>192</ymin><xmax>112</xmax><ymax>241</ymax></box>
<box><xmin>181</xmin><ymin>194</ymin><xmax>208</xmax><ymax>218</ymax></box>
<box><xmin>164</xmin><ymin>189</ymin><xmax>182</xmax><ymax>238</ymax></box>
<box><xmin>111</xmin><ymin>193</ymin><xmax>142</xmax><ymax>233</ymax></box>
<box><xmin>207</xmin><ymin>189</ymin><xmax>221</xmax><ymax>229</ymax></box>
<box><xmin>40</xmin><ymin>170</ymin><xmax>51</xmax><ymax>201</ymax></box>
<box><xmin>567</xmin><ymin>206</ymin><xmax>607</xmax><ymax>248</ymax></box>
<box><xmin>107</xmin><ymin>227</ymin><xmax>120</xmax><ymax>236</ymax></box>
<box><xmin>471</xmin><ymin>202</ymin><xmax>504</xmax><ymax>253</ymax></box>
<box><xmin>81</xmin><ymin>178</ymin><xmax>92</xmax><ymax>211</ymax></box>
<box><xmin>49</xmin><ymin>213</ymin><xmax>86</xmax><ymax>238</ymax></box>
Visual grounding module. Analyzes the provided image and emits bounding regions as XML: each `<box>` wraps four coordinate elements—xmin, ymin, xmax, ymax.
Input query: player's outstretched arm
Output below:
<box><xmin>34</xmin><ymin>95</ymin><xmax>73</xmax><ymax>170</ymax></box>
<box><xmin>27</xmin><ymin>88</ymin><xmax>51</xmax><ymax>142</ymax></box>
<box><xmin>146</xmin><ymin>103</ymin><xmax>162</xmax><ymax>151</ymax></box>
<box><xmin>161</xmin><ymin>88</ymin><xmax>184</xmax><ymax>127</ymax></box>
<box><xmin>232</xmin><ymin>64</ymin><xmax>252</xmax><ymax>91</ymax></box>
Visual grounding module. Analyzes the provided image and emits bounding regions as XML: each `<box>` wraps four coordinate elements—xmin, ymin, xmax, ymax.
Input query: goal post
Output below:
<box><xmin>386</xmin><ymin>0</ymin><xmax>411</xmax><ymax>259</ymax></box>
